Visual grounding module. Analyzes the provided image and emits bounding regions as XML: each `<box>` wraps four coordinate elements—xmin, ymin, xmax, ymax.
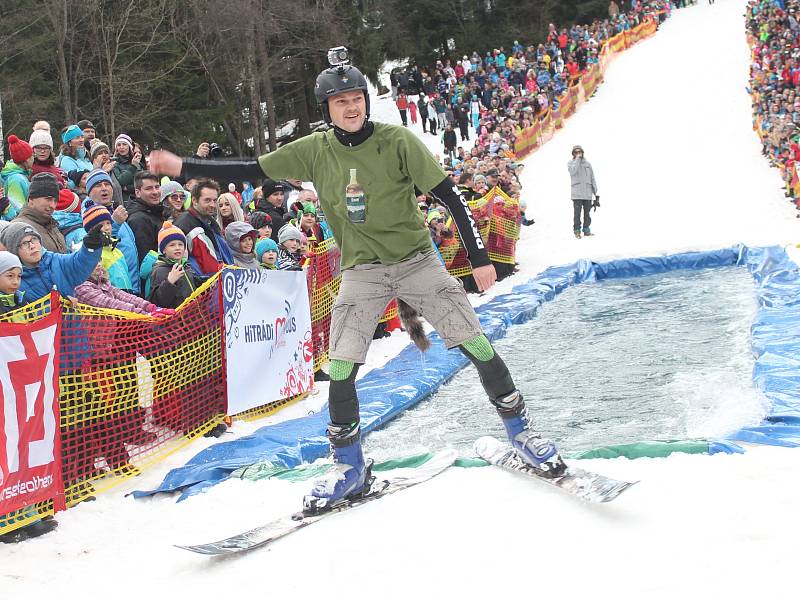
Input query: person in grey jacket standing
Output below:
<box><xmin>567</xmin><ymin>145</ymin><xmax>599</xmax><ymax>238</ymax></box>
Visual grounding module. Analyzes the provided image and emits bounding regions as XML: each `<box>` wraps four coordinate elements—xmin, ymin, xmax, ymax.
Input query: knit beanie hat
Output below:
<box><xmin>68</xmin><ymin>169</ymin><xmax>89</xmax><ymax>190</ymax></box>
<box><xmin>85</xmin><ymin>168</ymin><xmax>112</xmax><ymax>194</ymax></box>
<box><xmin>261</xmin><ymin>178</ymin><xmax>286</xmax><ymax>199</ymax></box>
<box><xmin>114</xmin><ymin>134</ymin><xmax>133</xmax><ymax>152</ymax></box>
<box><xmin>89</xmin><ymin>138</ymin><xmax>109</xmax><ymax>160</ymax></box>
<box><xmin>61</xmin><ymin>125</ymin><xmax>82</xmax><ymax>144</ymax></box>
<box><xmin>248</xmin><ymin>211</ymin><xmax>272</xmax><ymax>230</ymax></box>
<box><xmin>29</xmin><ymin>129</ymin><xmax>53</xmax><ymax>149</ymax></box>
<box><xmin>77</xmin><ymin>119</ymin><xmax>95</xmax><ymax>131</ymax></box>
<box><xmin>7</xmin><ymin>135</ymin><xmax>33</xmax><ymax>164</ymax></box>
<box><xmin>160</xmin><ymin>180</ymin><xmax>186</xmax><ymax>202</ymax></box>
<box><xmin>28</xmin><ymin>172</ymin><xmax>60</xmax><ymax>200</ymax></box>
<box><xmin>56</xmin><ymin>189</ymin><xmax>81</xmax><ymax>213</ymax></box>
<box><xmin>0</xmin><ymin>250</ymin><xmax>22</xmax><ymax>275</ymax></box>
<box><xmin>158</xmin><ymin>221</ymin><xmax>186</xmax><ymax>253</ymax></box>
<box><xmin>277</xmin><ymin>224</ymin><xmax>302</xmax><ymax>245</ymax></box>
<box><xmin>255</xmin><ymin>237</ymin><xmax>279</xmax><ymax>261</ymax></box>
<box><xmin>82</xmin><ymin>203</ymin><xmax>112</xmax><ymax>232</ymax></box>
<box><xmin>0</xmin><ymin>223</ymin><xmax>42</xmax><ymax>256</ymax></box>
<box><xmin>301</xmin><ymin>202</ymin><xmax>317</xmax><ymax>216</ymax></box>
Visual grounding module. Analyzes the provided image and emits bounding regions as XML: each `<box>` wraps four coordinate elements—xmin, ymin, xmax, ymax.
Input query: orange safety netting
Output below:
<box><xmin>438</xmin><ymin>187</ymin><xmax>520</xmax><ymax>278</ymax></box>
<box><xmin>0</xmin><ymin>275</ymin><xmax>289</xmax><ymax>533</ymax></box>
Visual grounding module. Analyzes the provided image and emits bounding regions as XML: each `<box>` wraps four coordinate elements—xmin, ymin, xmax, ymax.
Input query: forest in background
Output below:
<box><xmin>0</xmin><ymin>0</ymin><xmax>608</xmax><ymax>156</ymax></box>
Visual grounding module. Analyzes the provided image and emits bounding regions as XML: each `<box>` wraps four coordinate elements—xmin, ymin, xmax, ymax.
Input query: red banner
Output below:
<box><xmin>0</xmin><ymin>300</ymin><xmax>65</xmax><ymax>515</ymax></box>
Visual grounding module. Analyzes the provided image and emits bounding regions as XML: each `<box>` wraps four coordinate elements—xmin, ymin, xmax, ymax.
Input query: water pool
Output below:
<box><xmin>364</xmin><ymin>266</ymin><xmax>770</xmax><ymax>460</ymax></box>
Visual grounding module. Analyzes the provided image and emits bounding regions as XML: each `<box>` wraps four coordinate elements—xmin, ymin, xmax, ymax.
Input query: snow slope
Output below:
<box><xmin>4</xmin><ymin>2</ymin><xmax>800</xmax><ymax>598</ymax></box>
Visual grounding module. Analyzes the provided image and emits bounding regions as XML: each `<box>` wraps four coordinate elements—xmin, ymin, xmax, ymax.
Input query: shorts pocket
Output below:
<box><xmin>329</xmin><ymin>302</ymin><xmax>354</xmax><ymax>348</ymax></box>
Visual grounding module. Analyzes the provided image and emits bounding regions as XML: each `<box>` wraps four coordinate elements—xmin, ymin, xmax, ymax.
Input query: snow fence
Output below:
<box><xmin>135</xmin><ymin>245</ymin><xmax>800</xmax><ymax>501</ymax></box>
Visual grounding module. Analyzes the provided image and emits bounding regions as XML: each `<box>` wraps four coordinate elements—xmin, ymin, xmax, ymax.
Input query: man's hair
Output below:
<box><xmin>134</xmin><ymin>170</ymin><xmax>160</xmax><ymax>189</ymax></box>
<box><xmin>192</xmin><ymin>178</ymin><xmax>220</xmax><ymax>202</ymax></box>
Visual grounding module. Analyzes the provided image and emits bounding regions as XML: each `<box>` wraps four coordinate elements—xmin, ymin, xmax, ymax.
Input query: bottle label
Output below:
<box><xmin>345</xmin><ymin>171</ymin><xmax>366</xmax><ymax>223</ymax></box>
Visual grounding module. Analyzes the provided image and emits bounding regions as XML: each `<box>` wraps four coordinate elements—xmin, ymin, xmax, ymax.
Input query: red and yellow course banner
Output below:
<box><xmin>0</xmin><ymin>298</ymin><xmax>65</xmax><ymax>516</ymax></box>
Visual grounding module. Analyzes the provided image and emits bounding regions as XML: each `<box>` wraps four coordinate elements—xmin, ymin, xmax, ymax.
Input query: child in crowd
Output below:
<box><xmin>0</xmin><ymin>222</ymin><xmax>103</xmax><ymax>302</ymax></box>
<box><xmin>82</xmin><ymin>203</ymin><xmax>133</xmax><ymax>292</ymax></box>
<box><xmin>248</xmin><ymin>211</ymin><xmax>273</xmax><ymax>240</ymax></box>
<box><xmin>276</xmin><ymin>224</ymin><xmax>304</xmax><ymax>271</ymax></box>
<box><xmin>0</xmin><ymin>251</ymin><xmax>25</xmax><ymax>317</ymax></box>
<box><xmin>148</xmin><ymin>221</ymin><xmax>199</xmax><ymax>309</ymax></box>
<box><xmin>75</xmin><ymin>262</ymin><xmax>174</xmax><ymax>316</ymax></box>
<box><xmin>224</xmin><ymin>221</ymin><xmax>260</xmax><ymax>269</ymax></box>
<box><xmin>255</xmin><ymin>237</ymin><xmax>279</xmax><ymax>269</ymax></box>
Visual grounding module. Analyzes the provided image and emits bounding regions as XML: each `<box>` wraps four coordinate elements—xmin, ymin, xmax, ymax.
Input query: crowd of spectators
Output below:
<box><xmin>388</xmin><ymin>0</ymin><xmax>673</xmax><ymax>278</ymax></box>
<box><xmin>747</xmin><ymin>0</ymin><xmax>800</xmax><ymax>215</ymax></box>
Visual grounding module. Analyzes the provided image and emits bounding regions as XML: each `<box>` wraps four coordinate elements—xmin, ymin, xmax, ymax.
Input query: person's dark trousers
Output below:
<box><xmin>458</xmin><ymin>122</ymin><xmax>469</xmax><ymax>141</ymax></box>
<box><xmin>399</xmin><ymin>109</ymin><xmax>408</xmax><ymax>126</ymax></box>
<box><xmin>573</xmin><ymin>199</ymin><xmax>592</xmax><ymax>234</ymax></box>
<box><xmin>429</xmin><ymin>118</ymin><xmax>437</xmax><ymax>135</ymax></box>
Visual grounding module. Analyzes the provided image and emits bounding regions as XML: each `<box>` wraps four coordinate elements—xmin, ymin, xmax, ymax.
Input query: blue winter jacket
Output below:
<box><xmin>53</xmin><ymin>211</ymin><xmax>87</xmax><ymax>252</ymax></box>
<box><xmin>57</xmin><ymin>151</ymin><xmax>93</xmax><ymax>190</ymax></box>
<box><xmin>20</xmin><ymin>244</ymin><xmax>102</xmax><ymax>301</ymax></box>
<box><xmin>51</xmin><ymin>210</ymin><xmax>139</xmax><ymax>294</ymax></box>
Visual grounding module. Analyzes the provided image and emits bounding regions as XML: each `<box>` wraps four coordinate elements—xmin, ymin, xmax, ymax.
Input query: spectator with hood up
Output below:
<box><xmin>224</xmin><ymin>221</ymin><xmax>260</xmax><ymax>269</ymax></box>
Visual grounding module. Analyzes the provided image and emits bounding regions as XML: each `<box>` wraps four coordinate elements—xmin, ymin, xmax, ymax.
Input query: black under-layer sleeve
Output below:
<box><xmin>428</xmin><ymin>176</ymin><xmax>491</xmax><ymax>268</ymax></box>
<box><xmin>180</xmin><ymin>157</ymin><xmax>267</xmax><ymax>184</ymax></box>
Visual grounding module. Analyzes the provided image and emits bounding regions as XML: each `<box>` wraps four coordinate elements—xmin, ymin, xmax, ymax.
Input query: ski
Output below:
<box><xmin>176</xmin><ymin>449</ymin><xmax>458</xmax><ymax>556</ymax></box>
<box><xmin>474</xmin><ymin>436</ymin><xmax>637</xmax><ymax>503</ymax></box>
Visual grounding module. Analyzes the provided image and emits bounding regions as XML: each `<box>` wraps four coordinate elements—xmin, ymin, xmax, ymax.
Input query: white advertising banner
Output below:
<box><xmin>221</xmin><ymin>268</ymin><xmax>314</xmax><ymax>415</ymax></box>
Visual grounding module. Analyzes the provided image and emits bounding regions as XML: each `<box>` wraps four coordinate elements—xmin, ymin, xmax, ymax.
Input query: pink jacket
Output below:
<box><xmin>75</xmin><ymin>277</ymin><xmax>156</xmax><ymax>315</ymax></box>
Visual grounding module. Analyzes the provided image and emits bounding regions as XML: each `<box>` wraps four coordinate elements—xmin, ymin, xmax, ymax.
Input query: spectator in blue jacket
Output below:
<box><xmin>0</xmin><ymin>222</ymin><xmax>103</xmax><ymax>301</ymax></box>
<box><xmin>84</xmin><ymin>169</ymin><xmax>140</xmax><ymax>294</ymax></box>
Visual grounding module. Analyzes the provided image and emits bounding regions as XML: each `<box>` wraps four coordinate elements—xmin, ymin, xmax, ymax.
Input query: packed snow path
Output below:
<box><xmin>3</xmin><ymin>2</ymin><xmax>799</xmax><ymax>598</ymax></box>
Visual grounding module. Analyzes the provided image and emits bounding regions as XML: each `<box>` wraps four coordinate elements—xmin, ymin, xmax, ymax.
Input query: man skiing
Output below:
<box><xmin>149</xmin><ymin>49</ymin><xmax>566</xmax><ymax>513</ymax></box>
<box><xmin>568</xmin><ymin>144</ymin><xmax>599</xmax><ymax>238</ymax></box>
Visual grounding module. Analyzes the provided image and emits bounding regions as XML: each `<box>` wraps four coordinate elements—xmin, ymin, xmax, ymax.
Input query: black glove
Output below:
<box><xmin>82</xmin><ymin>224</ymin><xmax>105</xmax><ymax>250</ymax></box>
<box><xmin>0</xmin><ymin>196</ymin><xmax>9</xmax><ymax>216</ymax></box>
<box><xmin>592</xmin><ymin>196</ymin><xmax>600</xmax><ymax>210</ymax></box>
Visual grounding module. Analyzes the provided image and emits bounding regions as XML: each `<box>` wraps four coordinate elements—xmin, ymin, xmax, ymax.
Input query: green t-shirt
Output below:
<box><xmin>258</xmin><ymin>122</ymin><xmax>446</xmax><ymax>270</ymax></box>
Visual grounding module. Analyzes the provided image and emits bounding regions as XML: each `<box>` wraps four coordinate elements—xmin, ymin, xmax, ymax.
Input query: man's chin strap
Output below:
<box><xmin>331</xmin><ymin>120</ymin><xmax>375</xmax><ymax>147</ymax></box>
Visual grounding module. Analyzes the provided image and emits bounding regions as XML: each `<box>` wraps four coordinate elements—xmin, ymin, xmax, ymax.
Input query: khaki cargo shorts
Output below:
<box><xmin>329</xmin><ymin>250</ymin><xmax>484</xmax><ymax>363</ymax></box>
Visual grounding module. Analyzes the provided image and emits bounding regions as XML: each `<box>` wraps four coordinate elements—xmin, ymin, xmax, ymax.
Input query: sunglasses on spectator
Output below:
<box><xmin>169</xmin><ymin>193</ymin><xmax>185</xmax><ymax>200</ymax></box>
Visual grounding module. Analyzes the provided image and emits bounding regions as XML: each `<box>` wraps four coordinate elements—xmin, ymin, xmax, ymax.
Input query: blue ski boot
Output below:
<box><xmin>493</xmin><ymin>390</ymin><xmax>567</xmax><ymax>478</ymax></box>
<box><xmin>303</xmin><ymin>423</ymin><xmax>374</xmax><ymax>514</ymax></box>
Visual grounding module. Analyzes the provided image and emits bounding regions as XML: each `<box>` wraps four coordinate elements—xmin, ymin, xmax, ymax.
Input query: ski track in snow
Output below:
<box><xmin>4</xmin><ymin>3</ymin><xmax>800</xmax><ymax>598</ymax></box>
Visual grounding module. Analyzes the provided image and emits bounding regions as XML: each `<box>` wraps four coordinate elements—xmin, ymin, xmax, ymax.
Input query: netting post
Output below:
<box><xmin>216</xmin><ymin>273</ymin><xmax>229</xmax><ymax>416</ymax></box>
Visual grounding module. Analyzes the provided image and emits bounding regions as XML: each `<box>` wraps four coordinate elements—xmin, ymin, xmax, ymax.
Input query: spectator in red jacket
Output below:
<box><xmin>396</xmin><ymin>93</ymin><xmax>409</xmax><ymax>126</ymax></box>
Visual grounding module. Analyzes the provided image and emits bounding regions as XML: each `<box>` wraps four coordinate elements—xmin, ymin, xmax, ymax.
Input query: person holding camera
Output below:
<box><xmin>567</xmin><ymin>144</ymin><xmax>599</xmax><ymax>239</ymax></box>
<box><xmin>111</xmin><ymin>134</ymin><xmax>143</xmax><ymax>204</ymax></box>
<box><xmin>148</xmin><ymin>48</ymin><xmax>567</xmax><ymax>513</ymax></box>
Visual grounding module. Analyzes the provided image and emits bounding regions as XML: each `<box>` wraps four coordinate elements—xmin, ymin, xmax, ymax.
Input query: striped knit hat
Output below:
<box><xmin>115</xmin><ymin>134</ymin><xmax>134</xmax><ymax>152</ymax></box>
<box><xmin>56</xmin><ymin>189</ymin><xmax>81</xmax><ymax>213</ymax></box>
<box><xmin>82</xmin><ymin>203</ymin><xmax>112</xmax><ymax>232</ymax></box>
<box><xmin>158</xmin><ymin>221</ymin><xmax>186</xmax><ymax>253</ymax></box>
<box><xmin>85</xmin><ymin>168</ymin><xmax>112</xmax><ymax>194</ymax></box>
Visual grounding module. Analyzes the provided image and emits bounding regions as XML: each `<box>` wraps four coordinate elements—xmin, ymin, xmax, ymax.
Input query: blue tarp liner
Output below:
<box><xmin>133</xmin><ymin>244</ymin><xmax>800</xmax><ymax>501</ymax></box>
